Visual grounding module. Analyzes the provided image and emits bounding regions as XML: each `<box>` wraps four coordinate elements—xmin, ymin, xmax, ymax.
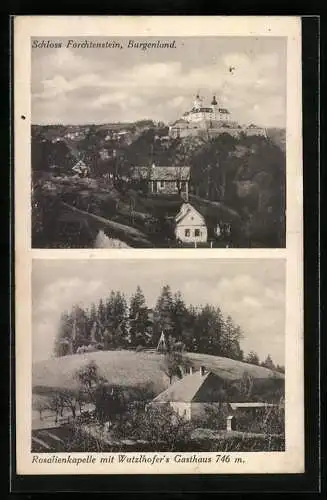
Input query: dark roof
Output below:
<box><xmin>153</xmin><ymin>371</ymin><xmax>214</xmax><ymax>403</ymax></box>
<box><xmin>132</xmin><ymin>166</ymin><xmax>190</xmax><ymax>181</ymax></box>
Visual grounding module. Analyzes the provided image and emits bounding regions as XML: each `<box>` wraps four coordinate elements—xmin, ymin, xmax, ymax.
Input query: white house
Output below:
<box><xmin>72</xmin><ymin>160</ymin><xmax>89</xmax><ymax>177</ymax></box>
<box><xmin>151</xmin><ymin>368</ymin><xmax>223</xmax><ymax>421</ymax></box>
<box><xmin>174</xmin><ymin>203</ymin><xmax>208</xmax><ymax>244</ymax></box>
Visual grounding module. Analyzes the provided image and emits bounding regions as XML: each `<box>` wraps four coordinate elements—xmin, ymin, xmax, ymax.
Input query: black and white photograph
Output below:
<box><xmin>32</xmin><ymin>259</ymin><xmax>285</xmax><ymax>453</ymax></box>
<box><xmin>31</xmin><ymin>36</ymin><xmax>286</xmax><ymax>249</ymax></box>
<box><xmin>14</xmin><ymin>15</ymin><xmax>304</xmax><ymax>478</ymax></box>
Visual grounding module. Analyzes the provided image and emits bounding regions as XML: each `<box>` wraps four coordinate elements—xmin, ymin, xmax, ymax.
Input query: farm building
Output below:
<box><xmin>131</xmin><ymin>165</ymin><xmax>190</xmax><ymax>198</ymax></box>
<box><xmin>152</xmin><ymin>368</ymin><xmax>228</xmax><ymax>421</ymax></box>
<box><xmin>174</xmin><ymin>203</ymin><xmax>208</xmax><ymax>244</ymax></box>
<box><xmin>151</xmin><ymin>365</ymin><xmax>284</xmax><ymax>422</ymax></box>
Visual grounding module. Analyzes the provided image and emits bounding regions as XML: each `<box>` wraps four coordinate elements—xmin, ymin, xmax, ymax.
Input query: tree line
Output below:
<box><xmin>54</xmin><ymin>284</ymin><xmax>283</xmax><ymax>372</ymax></box>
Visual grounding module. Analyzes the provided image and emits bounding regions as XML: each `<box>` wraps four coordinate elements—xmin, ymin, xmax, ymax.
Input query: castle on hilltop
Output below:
<box><xmin>168</xmin><ymin>94</ymin><xmax>266</xmax><ymax>140</ymax></box>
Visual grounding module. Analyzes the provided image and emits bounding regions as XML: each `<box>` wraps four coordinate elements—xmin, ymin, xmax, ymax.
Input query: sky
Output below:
<box><xmin>31</xmin><ymin>36</ymin><xmax>286</xmax><ymax>128</ymax></box>
<box><xmin>32</xmin><ymin>258</ymin><xmax>285</xmax><ymax>365</ymax></box>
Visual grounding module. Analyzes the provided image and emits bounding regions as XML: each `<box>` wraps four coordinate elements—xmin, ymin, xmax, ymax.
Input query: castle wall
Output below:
<box><xmin>169</xmin><ymin>126</ymin><xmax>267</xmax><ymax>140</ymax></box>
<box><xmin>244</xmin><ymin>128</ymin><xmax>267</xmax><ymax>138</ymax></box>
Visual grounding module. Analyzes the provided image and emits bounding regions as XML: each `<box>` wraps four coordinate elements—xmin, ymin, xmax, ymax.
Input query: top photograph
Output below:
<box><xmin>31</xmin><ymin>36</ymin><xmax>286</xmax><ymax>249</ymax></box>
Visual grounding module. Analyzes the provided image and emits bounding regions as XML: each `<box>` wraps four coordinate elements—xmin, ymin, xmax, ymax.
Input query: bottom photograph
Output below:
<box><xmin>32</xmin><ymin>258</ymin><xmax>285</xmax><ymax>453</ymax></box>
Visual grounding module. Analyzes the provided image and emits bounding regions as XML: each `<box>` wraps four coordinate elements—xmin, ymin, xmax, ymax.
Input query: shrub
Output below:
<box><xmin>113</xmin><ymin>403</ymin><xmax>193</xmax><ymax>451</ymax></box>
<box><xmin>235</xmin><ymin>404</ymin><xmax>285</xmax><ymax>435</ymax></box>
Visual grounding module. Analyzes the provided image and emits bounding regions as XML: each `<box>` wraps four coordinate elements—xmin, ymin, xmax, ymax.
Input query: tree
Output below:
<box><xmin>70</xmin><ymin>305</ymin><xmax>90</xmax><ymax>352</ymax></box>
<box><xmin>261</xmin><ymin>354</ymin><xmax>275</xmax><ymax>370</ymax></box>
<box><xmin>236</xmin><ymin>371</ymin><xmax>254</xmax><ymax>400</ymax></box>
<box><xmin>117</xmin><ymin>404</ymin><xmax>193</xmax><ymax>451</ymax></box>
<box><xmin>245</xmin><ymin>351</ymin><xmax>260</xmax><ymax>366</ymax></box>
<box><xmin>94</xmin><ymin>382</ymin><xmax>126</xmax><ymax>424</ymax></box>
<box><xmin>54</xmin><ymin>311</ymin><xmax>73</xmax><ymax>357</ymax></box>
<box><xmin>88</xmin><ymin>303</ymin><xmax>100</xmax><ymax>344</ymax></box>
<box><xmin>77</xmin><ymin>124</ymin><xmax>99</xmax><ymax>175</ymax></box>
<box><xmin>74</xmin><ymin>360</ymin><xmax>106</xmax><ymax>403</ymax></box>
<box><xmin>97</xmin><ymin>299</ymin><xmax>106</xmax><ymax>326</ymax></box>
<box><xmin>220</xmin><ymin>316</ymin><xmax>243</xmax><ymax>360</ymax></box>
<box><xmin>160</xmin><ymin>350</ymin><xmax>192</xmax><ymax>385</ymax></box>
<box><xmin>102</xmin><ymin>291</ymin><xmax>128</xmax><ymax>348</ymax></box>
<box><xmin>153</xmin><ymin>285</ymin><xmax>174</xmax><ymax>346</ymax></box>
<box><xmin>194</xmin><ymin>304</ymin><xmax>225</xmax><ymax>356</ymax></box>
<box><xmin>129</xmin><ymin>286</ymin><xmax>150</xmax><ymax>347</ymax></box>
<box><xmin>170</xmin><ymin>291</ymin><xmax>188</xmax><ymax>341</ymax></box>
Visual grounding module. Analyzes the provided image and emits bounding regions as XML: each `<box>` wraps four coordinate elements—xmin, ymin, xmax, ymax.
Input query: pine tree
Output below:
<box><xmin>170</xmin><ymin>291</ymin><xmax>188</xmax><ymax>342</ymax></box>
<box><xmin>129</xmin><ymin>286</ymin><xmax>150</xmax><ymax>347</ymax></box>
<box><xmin>72</xmin><ymin>305</ymin><xmax>89</xmax><ymax>351</ymax></box>
<box><xmin>88</xmin><ymin>303</ymin><xmax>99</xmax><ymax>343</ymax></box>
<box><xmin>107</xmin><ymin>291</ymin><xmax>128</xmax><ymax>348</ymax></box>
<box><xmin>153</xmin><ymin>285</ymin><xmax>174</xmax><ymax>346</ymax></box>
<box><xmin>195</xmin><ymin>304</ymin><xmax>223</xmax><ymax>355</ymax></box>
<box><xmin>182</xmin><ymin>305</ymin><xmax>198</xmax><ymax>351</ymax></box>
<box><xmin>220</xmin><ymin>315</ymin><xmax>243</xmax><ymax>360</ymax></box>
<box><xmin>54</xmin><ymin>311</ymin><xmax>73</xmax><ymax>357</ymax></box>
<box><xmin>97</xmin><ymin>298</ymin><xmax>106</xmax><ymax>326</ymax></box>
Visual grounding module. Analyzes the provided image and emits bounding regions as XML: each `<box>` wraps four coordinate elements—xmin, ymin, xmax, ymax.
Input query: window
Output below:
<box><xmin>159</xmin><ymin>180</ymin><xmax>165</xmax><ymax>188</ymax></box>
<box><xmin>181</xmin><ymin>181</ymin><xmax>186</xmax><ymax>191</ymax></box>
<box><xmin>185</xmin><ymin>229</ymin><xmax>190</xmax><ymax>237</ymax></box>
<box><xmin>194</xmin><ymin>229</ymin><xmax>201</xmax><ymax>237</ymax></box>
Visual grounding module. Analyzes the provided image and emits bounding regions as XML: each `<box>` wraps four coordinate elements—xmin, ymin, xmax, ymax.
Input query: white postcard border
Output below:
<box><xmin>14</xmin><ymin>16</ymin><xmax>304</xmax><ymax>475</ymax></box>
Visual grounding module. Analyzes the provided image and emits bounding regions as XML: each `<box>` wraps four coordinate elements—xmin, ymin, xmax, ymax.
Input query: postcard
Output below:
<box><xmin>14</xmin><ymin>16</ymin><xmax>303</xmax><ymax>475</ymax></box>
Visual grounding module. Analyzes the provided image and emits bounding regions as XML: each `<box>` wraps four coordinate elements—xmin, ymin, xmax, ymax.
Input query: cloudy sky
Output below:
<box><xmin>32</xmin><ymin>258</ymin><xmax>285</xmax><ymax>365</ymax></box>
<box><xmin>31</xmin><ymin>36</ymin><xmax>286</xmax><ymax>127</ymax></box>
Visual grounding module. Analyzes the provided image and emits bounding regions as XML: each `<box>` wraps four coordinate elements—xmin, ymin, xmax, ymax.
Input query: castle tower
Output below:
<box><xmin>211</xmin><ymin>95</ymin><xmax>218</xmax><ymax>121</ymax></box>
<box><xmin>193</xmin><ymin>93</ymin><xmax>202</xmax><ymax>110</ymax></box>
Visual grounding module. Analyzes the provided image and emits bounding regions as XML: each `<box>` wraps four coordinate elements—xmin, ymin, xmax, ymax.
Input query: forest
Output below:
<box><xmin>54</xmin><ymin>284</ymin><xmax>284</xmax><ymax>373</ymax></box>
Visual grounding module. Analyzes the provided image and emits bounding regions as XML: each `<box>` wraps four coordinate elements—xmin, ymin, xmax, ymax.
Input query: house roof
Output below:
<box><xmin>152</xmin><ymin>371</ymin><xmax>221</xmax><ymax>403</ymax></box>
<box><xmin>73</xmin><ymin>160</ymin><xmax>87</xmax><ymax>168</ymax></box>
<box><xmin>132</xmin><ymin>166</ymin><xmax>190</xmax><ymax>182</ymax></box>
<box><xmin>175</xmin><ymin>203</ymin><xmax>205</xmax><ymax>225</ymax></box>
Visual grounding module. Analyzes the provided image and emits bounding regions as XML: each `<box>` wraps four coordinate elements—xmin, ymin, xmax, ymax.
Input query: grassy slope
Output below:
<box><xmin>33</xmin><ymin>350</ymin><xmax>284</xmax><ymax>396</ymax></box>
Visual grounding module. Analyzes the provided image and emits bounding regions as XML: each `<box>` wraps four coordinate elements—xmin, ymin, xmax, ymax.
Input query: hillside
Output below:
<box><xmin>33</xmin><ymin>350</ymin><xmax>284</xmax><ymax>398</ymax></box>
<box><xmin>32</xmin><ymin>123</ymin><xmax>286</xmax><ymax>248</ymax></box>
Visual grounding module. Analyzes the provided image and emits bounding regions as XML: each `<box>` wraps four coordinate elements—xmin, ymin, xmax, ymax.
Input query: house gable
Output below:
<box><xmin>176</xmin><ymin>207</ymin><xmax>206</xmax><ymax>228</ymax></box>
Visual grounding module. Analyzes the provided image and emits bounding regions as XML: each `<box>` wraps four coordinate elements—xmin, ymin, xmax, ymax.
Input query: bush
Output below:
<box><xmin>113</xmin><ymin>403</ymin><xmax>194</xmax><ymax>451</ymax></box>
<box><xmin>235</xmin><ymin>405</ymin><xmax>285</xmax><ymax>434</ymax></box>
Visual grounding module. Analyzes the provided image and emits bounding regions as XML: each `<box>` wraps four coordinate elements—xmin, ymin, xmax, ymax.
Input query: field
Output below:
<box><xmin>33</xmin><ymin>350</ymin><xmax>284</xmax><ymax>398</ymax></box>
